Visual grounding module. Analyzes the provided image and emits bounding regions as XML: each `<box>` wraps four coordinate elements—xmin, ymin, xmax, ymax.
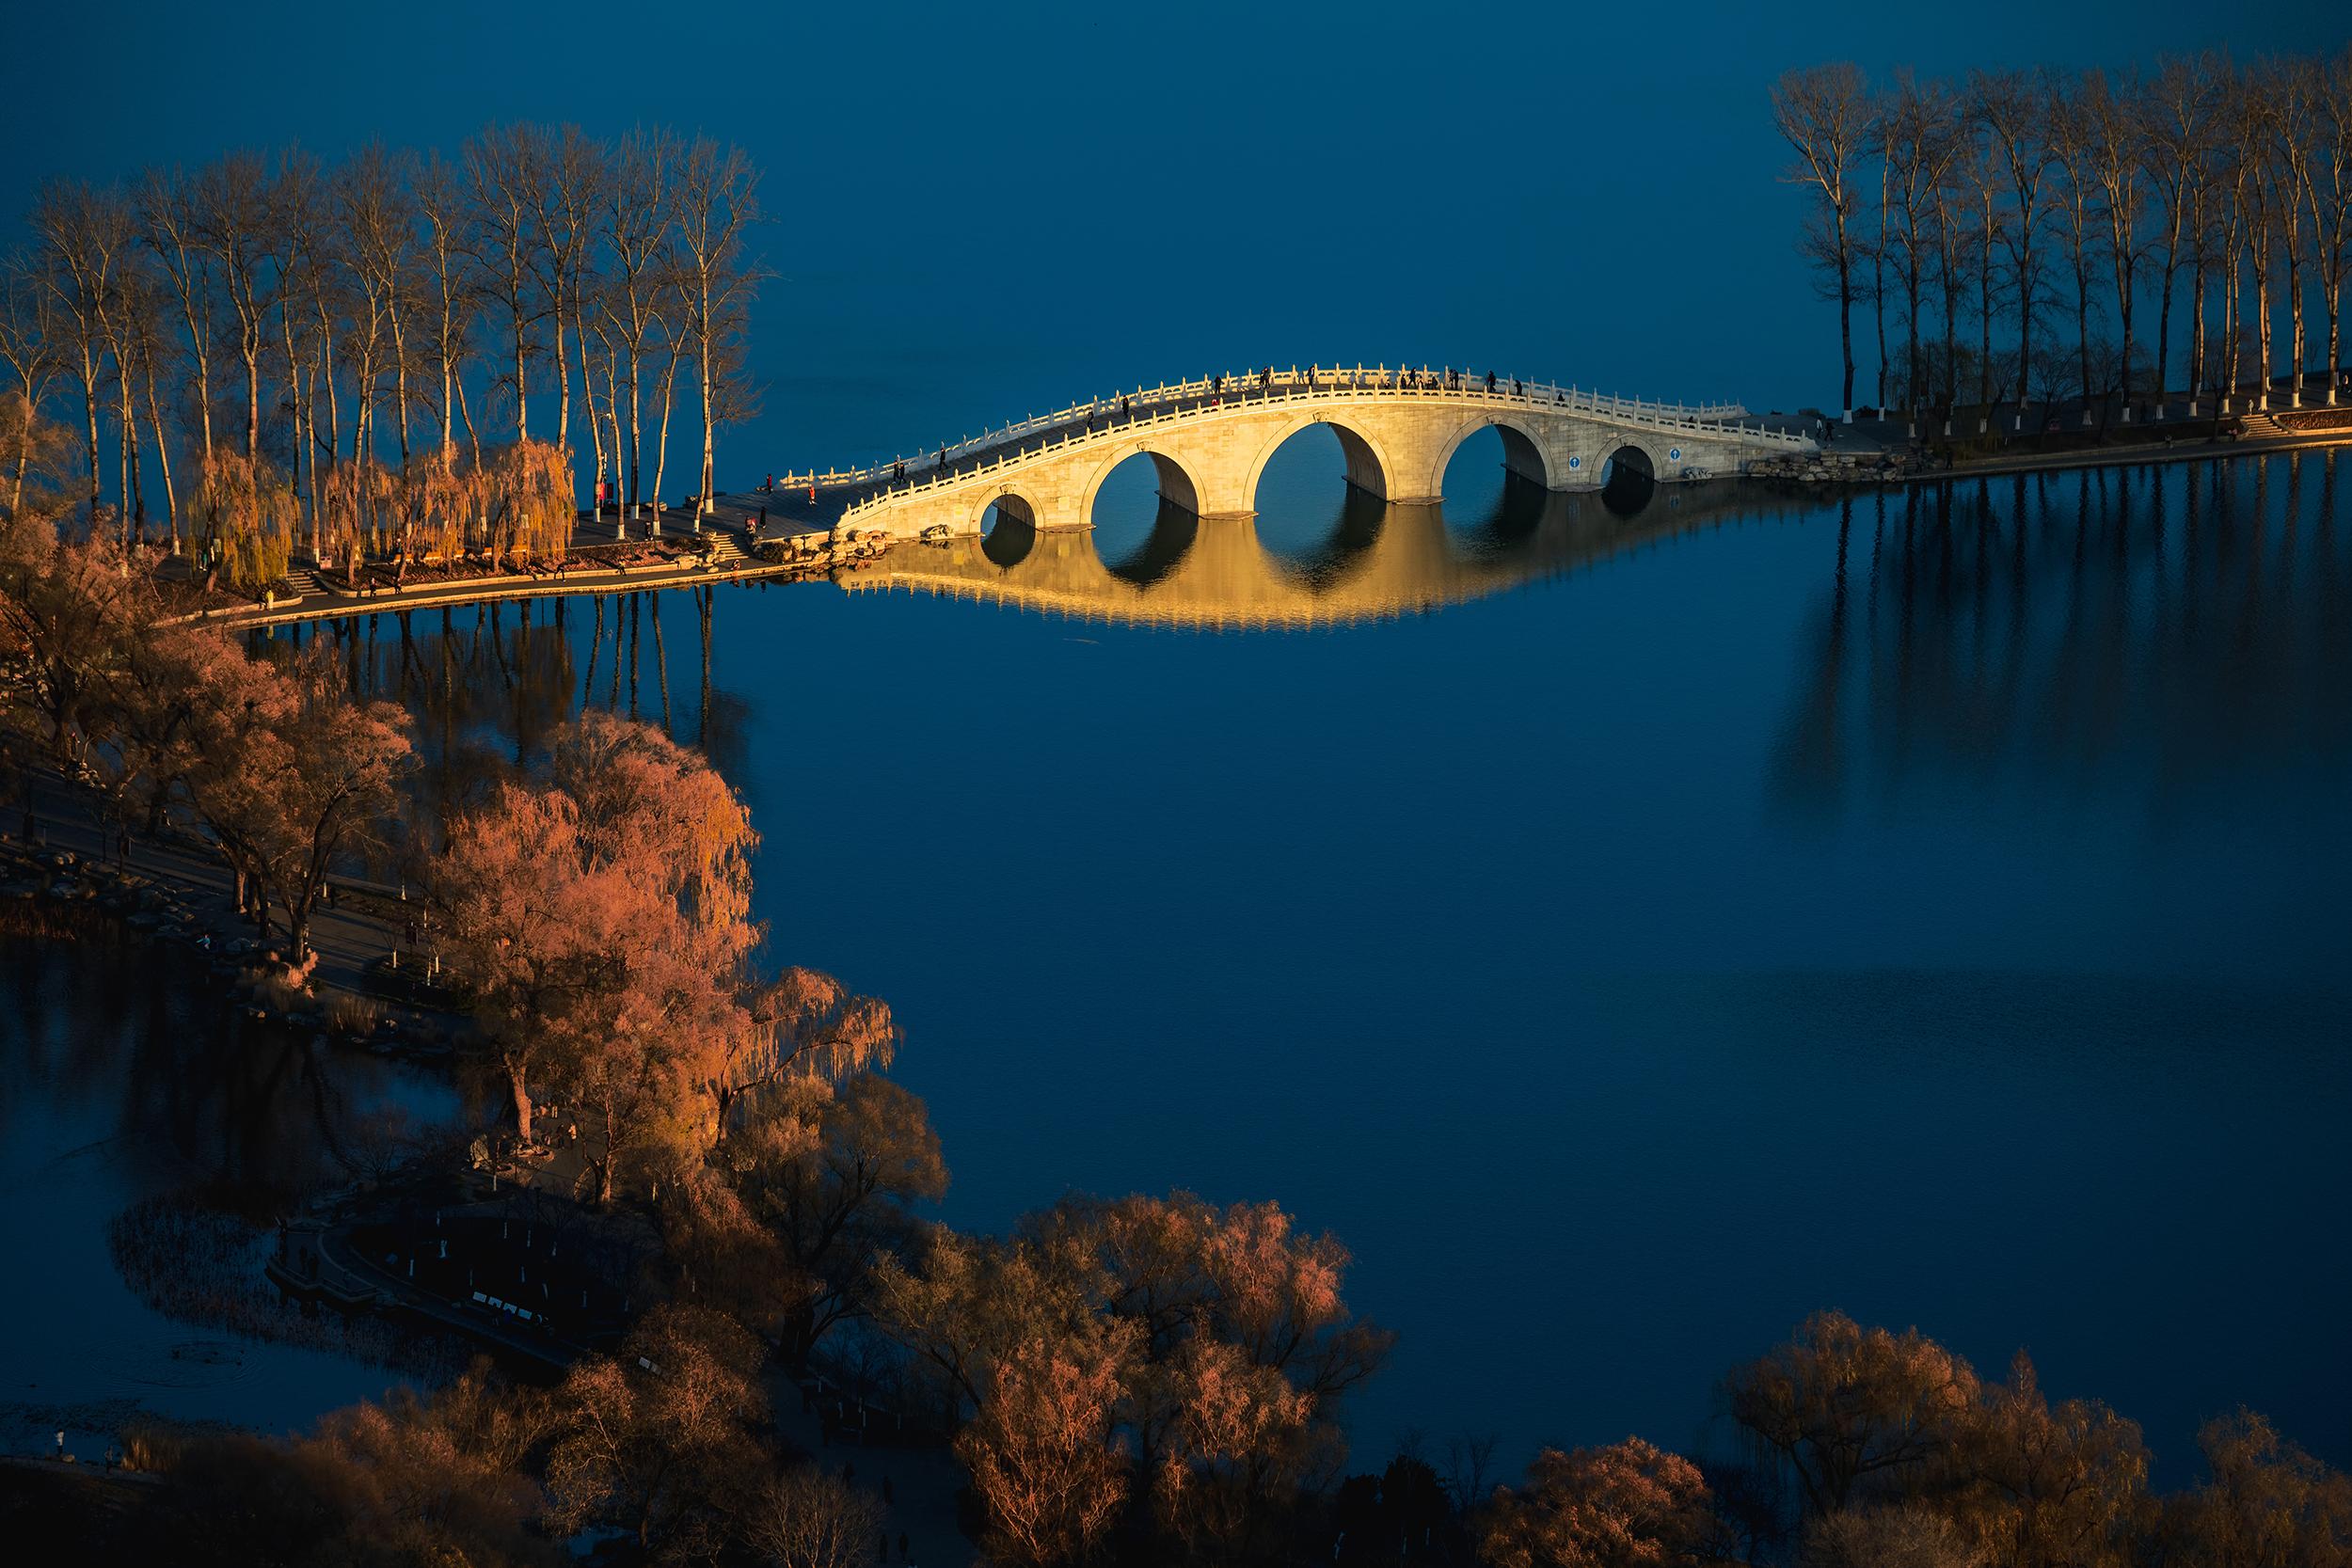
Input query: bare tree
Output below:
<box><xmin>604</xmin><ymin>127</ymin><xmax>675</xmax><ymax>527</ymax></box>
<box><xmin>462</xmin><ymin>124</ymin><xmax>548</xmax><ymax>445</ymax></box>
<box><xmin>533</xmin><ymin>125</ymin><xmax>606</xmax><ymax>505</ymax></box>
<box><xmin>1773</xmin><ymin>64</ymin><xmax>1873</xmax><ymax>420</ymax></box>
<box><xmin>194</xmin><ymin>151</ymin><xmax>278</xmax><ymax>461</ymax></box>
<box><xmin>672</xmin><ymin>135</ymin><xmax>763</xmax><ymax>521</ymax></box>
<box><xmin>138</xmin><ymin>166</ymin><xmax>217</xmax><ymax>465</ymax></box>
<box><xmin>2314</xmin><ymin>48</ymin><xmax>2352</xmax><ymax>402</ymax></box>
<box><xmin>0</xmin><ymin>253</ymin><xmax>69</xmax><ymax>515</ymax></box>
<box><xmin>338</xmin><ymin>144</ymin><xmax>419</xmax><ymax>467</ymax></box>
<box><xmin>1883</xmin><ymin>73</ymin><xmax>1957</xmax><ymax>419</ymax></box>
<box><xmin>411</xmin><ymin>151</ymin><xmax>477</xmax><ymax>464</ymax></box>
<box><xmin>2143</xmin><ymin>56</ymin><xmax>2217</xmax><ymax>414</ymax></box>
<box><xmin>1956</xmin><ymin>119</ymin><xmax>2010</xmax><ymax>423</ymax></box>
<box><xmin>2083</xmin><ymin>70</ymin><xmax>2149</xmax><ymax>416</ymax></box>
<box><xmin>2044</xmin><ymin>74</ymin><xmax>2103</xmax><ymax>416</ymax></box>
<box><xmin>1976</xmin><ymin>71</ymin><xmax>2057</xmax><ymax>422</ymax></box>
<box><xmin>30</xmin><ymin>179</ymin><xmax>136</xmax><ymax>532</ymax></box>
<box><xmin>2265</xmin><ymin>58</ymin><xmax>2321</xmax><ymax>405</ymax></box>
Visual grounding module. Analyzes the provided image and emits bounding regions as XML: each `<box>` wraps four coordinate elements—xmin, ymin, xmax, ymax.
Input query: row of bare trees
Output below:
<box><xmin>1772</xmin><ymin>50</ymin><xmax>2352</xmax><ymax>427</ymax></box>
<box><xmin>0</xmin><ymin>123</ymin><xmax>763</xmax><ymax>582</ymax></box>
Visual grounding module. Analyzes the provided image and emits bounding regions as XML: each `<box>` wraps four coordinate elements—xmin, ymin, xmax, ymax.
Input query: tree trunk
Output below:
<box><xmin>142</xmin><ymin>351</ymin><xmax>178</xmax><ymax>549</ymax></box>
<box><xmin>626</xmin><ymin>337</ymin><xmax>644</xmax><ymax>521</ymax></box>
<box><xmin>80</xmin><ymin>354</ymin><xmax>103</xmax><ymax>530</ymax></box>
<box><xmin>1836</xmin><ymin>208</ymin><xmax>1855</xmax><ymax>419</ymax></box>
<box><xmin>509</xmin><ymin>1060</ymin><xmax>535</xmax><ymax>1144</ymax></box>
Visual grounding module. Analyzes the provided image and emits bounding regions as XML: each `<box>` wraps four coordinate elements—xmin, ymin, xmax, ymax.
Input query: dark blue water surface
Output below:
<box><xmin>26</xmin><ymin>446</ymin><xmax>2346</xmax><ymax>1476</ymax></box>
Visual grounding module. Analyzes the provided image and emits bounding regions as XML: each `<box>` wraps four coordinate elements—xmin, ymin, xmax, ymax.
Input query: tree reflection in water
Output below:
<box><xmin>1772</xmin><ymin>452</ymin><xmax>2351</xmax><ymax>820</ymax></box>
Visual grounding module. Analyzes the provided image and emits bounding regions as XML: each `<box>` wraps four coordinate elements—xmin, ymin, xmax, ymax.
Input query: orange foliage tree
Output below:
<box><xmin>433</xmin><ymin>712</ymin><xmax>758</xmax><ymax>1196</ymax></box>
<box><xmin>877</xmin><ymin>1191</ymin><xmax>1391</xmax><ymax>1563</ymax></box>
<box><xmin>169</xmin><ymin>641</ymin><xmax>414</xmax><ymax>958</ymax></box>
<box><xmin>1480</xmin><ymin>1438</ymin><xmax>1726</xmax><ymax>1568</ymax></box>
<box><xmin>1722</xmin><ymin>1309</ymin><xmax>1982</xmax><ymax>1521</ymax></box>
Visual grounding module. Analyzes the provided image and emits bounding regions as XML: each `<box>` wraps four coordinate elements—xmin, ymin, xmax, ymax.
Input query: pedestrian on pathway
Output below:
<box><xmin>898</xmin><ymin>1532</ymin><xmax>910</xmax><ymax>1560</ymax></box>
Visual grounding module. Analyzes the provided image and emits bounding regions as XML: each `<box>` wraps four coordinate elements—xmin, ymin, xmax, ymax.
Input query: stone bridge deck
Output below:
<box><xmin>806</xmin><ymin>368</ymin><xmax>1818</xmax><ymax>543</ymax></box>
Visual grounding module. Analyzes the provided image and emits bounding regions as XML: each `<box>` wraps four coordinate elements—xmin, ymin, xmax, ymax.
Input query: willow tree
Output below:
<box><xmin>185</xmin><ymin>448</ymin><xmax>298</xmax><ymax>593</ymax></box>
<box><xmin>1773</xmin><ymin>63</ymin><xmax>1873</xmax><ymax>420</ymax></box>
<box><xmin>476</xmin><ymin>438</ymin><xmax>572</xmax><ymax>562</ymax></box>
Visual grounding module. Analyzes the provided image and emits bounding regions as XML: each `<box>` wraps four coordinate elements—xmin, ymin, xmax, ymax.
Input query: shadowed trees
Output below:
<box><xmin>1773</xmin><ymin>64</ymin><xmax>1873</xmax><ymax>419</ymax></box>
<box><xmin>1480</xmin><ymin>1438</ymin><xmax>1728</xmax><ymax>1568</ymax></box>
<box><xmin>1778</xmin><ymin>50</ymin><xmax>2352</xmax><ymax>420</ymax></box>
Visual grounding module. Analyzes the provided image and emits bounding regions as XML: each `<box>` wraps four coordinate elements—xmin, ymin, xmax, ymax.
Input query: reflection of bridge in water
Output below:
<box><xmin>836</xmin><ymin>479</ymin><xmax>1817</xmax><ymax>629</ymax></box>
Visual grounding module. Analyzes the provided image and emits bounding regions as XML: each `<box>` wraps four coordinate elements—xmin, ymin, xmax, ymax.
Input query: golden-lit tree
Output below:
<box><xmin>959</xmin><ymin>1323</ymin><xmax>1137</xmax><ymax>1567</ymax></box>
<box><xmin>477</xmin><ymin>436</ymin><xmax>574</xmax><ymax>562</ymax></box>
<box><xmin>543</xmin><ymin>1305</ymin><xmax>769</xmax><ymax>1556</ymax></box>
<box><xmin>1480</xmin><ymin>1437</ymin><xmax>1725</xmax><ymax>1568</ymax></box>
<box><xmin>184</xmin><ymin>447</ymin><xmax>298</xmax><ymax>594</ymax></box>
<box><xmin>1953</xmin><ymin>1351</ymin><xmax>2146</xmax><ymax>1568</ymax></box>
<box><xmin>434</xmin><ymin>711</ymin><xmax>756</xmax><ymax>1186</ymax></box>
<box><xmin>1723</xmin><ymin>1310</ymin><xmax>1981</xmax><ymax>1520</ymax></box>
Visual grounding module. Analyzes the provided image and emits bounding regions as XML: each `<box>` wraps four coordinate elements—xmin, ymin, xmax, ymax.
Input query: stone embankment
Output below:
<box><xmin>1747</xmin><ymin>448</ymin><xmax>1926</xmax><ymax>483</ymax></box>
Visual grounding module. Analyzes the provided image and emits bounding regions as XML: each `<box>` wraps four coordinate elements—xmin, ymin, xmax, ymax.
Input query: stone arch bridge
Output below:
<box><xmin>817</xmin><ymin>367</ymin><xmax>1818</xmax><ymax>543</ymax></box>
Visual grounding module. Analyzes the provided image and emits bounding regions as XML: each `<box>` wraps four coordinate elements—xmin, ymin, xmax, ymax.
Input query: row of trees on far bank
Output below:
<box><xmin>0</xmin><ymin>123</ymin><xmax>763</xmax><ymax>587</ymax></box>
<box><xmin>1772</xmin><ymin>49</ymin><xmax>2352</xmax><ymax>425</ymax></box>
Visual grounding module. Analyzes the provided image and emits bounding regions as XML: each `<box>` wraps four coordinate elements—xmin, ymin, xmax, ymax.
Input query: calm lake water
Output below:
<box><xmin>8</xmin><ymin>437</ymin><xmax>2348</xmax><ymax>1476</ymax></box>
<box><xmin>0</xmin><ymin>933</ymin><xmax>475</xmax><ymax>1456</ymax></box>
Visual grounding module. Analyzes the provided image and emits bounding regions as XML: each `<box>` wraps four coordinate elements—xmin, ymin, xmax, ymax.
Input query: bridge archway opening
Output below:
<box><xmin>1251</xmin><ymin>424</ymin><xmax>1387</xmax><ymax>585</ymax></box>
<box><xmin>1439</xmin><ymin>424</ymin><xmax>1549</xmax><ymax>537</ymax></box>
<box><xmin>1597</xmin><ymin>446</ymin><xmax>1658</xmax><ymax>518</ymax></box>
<box><xmin>1089</xmin><ymin>451</ymin><xmax>1201</xmax><ymax>586</ymax></box>
<box><xmin>1248</xmin><ymin>420</ymin><xmax>1391</xmax><ymax>519</ymax></box>
<box><xmin>980</xmin><ymin>494</ymin><xmax>1039</xmax><ymax>568</ymax></box>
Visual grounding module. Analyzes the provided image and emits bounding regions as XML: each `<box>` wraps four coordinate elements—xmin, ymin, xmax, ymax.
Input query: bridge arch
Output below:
<box><xmin>1240</xmin><ymin>416</ymin><xmax>1394</xmax><ymax>514</ymax></box>
<box><xmin>1431</xmin><ymin>414</ymin><xmax>1551</xmax><ymax>499</ymax></box>
<box><xmin>1081</xmin><ymin>443</ymin><xmax>1202</xmax><ymax>526</ymax></box>
<box><xmin>1597</xmin><ymin>443</ymin><xmax>1660</xmax><ymax>518</ymax></box>
<box><xmin>977</xmin><ymin>490</ymin><xmax>1041</xmax><ymax>567</ymax></box>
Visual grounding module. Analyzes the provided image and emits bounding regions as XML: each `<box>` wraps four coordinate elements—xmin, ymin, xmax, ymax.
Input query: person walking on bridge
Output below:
<box><xmin>1485</xmin><ymin>370</ymin><xmax>1497</xmax><ymax>393</ymax></box>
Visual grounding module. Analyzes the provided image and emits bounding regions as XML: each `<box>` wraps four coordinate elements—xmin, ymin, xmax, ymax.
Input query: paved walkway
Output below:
<box><xmin>11</xmin><ymin>770</ymin><xmax>434</xmax><ymax>1019</ymax></box>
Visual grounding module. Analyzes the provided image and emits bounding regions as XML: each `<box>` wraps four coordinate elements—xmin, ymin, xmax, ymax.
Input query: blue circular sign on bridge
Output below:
<box><xmin>1567</xmin><ymin>455</ymin><xmax>1581</xmax><ymax>470</ymax></box>
<box><xmin>1668</xmin><ymin>447</ymin><xmax>1682</xmax><ymax>462</ymax></box>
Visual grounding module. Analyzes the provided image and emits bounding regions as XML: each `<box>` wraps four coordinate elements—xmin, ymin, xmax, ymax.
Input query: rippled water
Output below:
<box><xmin>19</xmin><ymin>439</ymin><xmax>2350</xmax><ymax>1472</ymax></box>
